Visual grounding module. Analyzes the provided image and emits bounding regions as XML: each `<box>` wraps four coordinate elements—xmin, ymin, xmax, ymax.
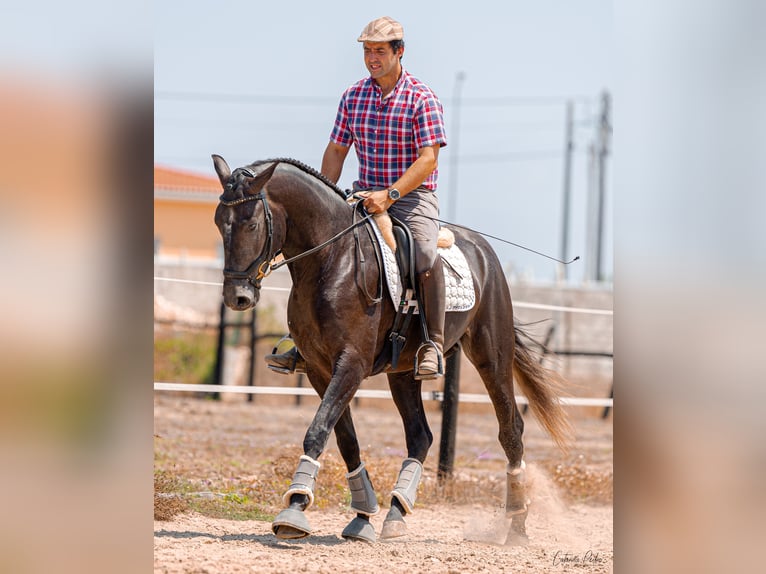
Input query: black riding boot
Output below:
<box><xmin>265</xmin><ymin>343</ymin><xmax>306</xmax><ymax>375</ymax></box>
<box><xmin>415</xmin><ymin>261</ymin><xmax>445</xmax><ymax>380</ymax></box>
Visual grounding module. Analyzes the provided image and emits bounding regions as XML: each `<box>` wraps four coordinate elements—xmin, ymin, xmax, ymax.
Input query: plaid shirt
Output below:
<box><xmin>329</xmin><ymin>69</ymin><xmax>447</xmax><ymax>191</ymax></box>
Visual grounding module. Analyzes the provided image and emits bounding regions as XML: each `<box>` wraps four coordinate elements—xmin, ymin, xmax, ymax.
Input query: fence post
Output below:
<box><xmin>247</xmin><ymin>308</ymin><xmax>256</xmax><ymax>403</ymax></box>
<box><xmin>295</xmin><ymin>374</ymin><xmax>304</xmax><ymax>406</ymax></box>
<box><xmin>212</xmin><ymin>300</ymin><xmax>226</xmax><ymax>401</ymax></box>
<box><xmin>438</xmin><ymin>347</ymin><xmax>461</xmax><ymax>482</ymax></box>
<box><xmin>602</xmin><ymin>384</ymin><xmax>613</xmax><ymax>419</ymax></box>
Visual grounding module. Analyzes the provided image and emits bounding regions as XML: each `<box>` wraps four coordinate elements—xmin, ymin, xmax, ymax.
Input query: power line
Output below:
<box><xmin>458</xmin><ymin>149</ymin><xmax>562</xmax><ymax>163</ymax></box>
<box><xmin>155</xmin><ymin>90</ymin><xmax>597</xmax><ymax>108</ymax></box>
<box><xmin>155</xmin><ymin>91</ymin><xmax>337</xmax><ymax>106</ymax></box>
<box><xmin>454</xmin><ymin>95</ymin><xmax>595</xmax><ymax>107</ymax></box>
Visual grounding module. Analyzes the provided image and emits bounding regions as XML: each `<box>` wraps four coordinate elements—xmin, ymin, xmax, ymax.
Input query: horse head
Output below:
<box><xmin>212</xmin><ymin>154</ymin><xmax>279</xmax><ymax>311</ymax></box>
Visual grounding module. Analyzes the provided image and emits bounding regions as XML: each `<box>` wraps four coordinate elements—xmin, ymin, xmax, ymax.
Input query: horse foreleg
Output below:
<box><xmin>272</xmin><ymin>362</ymin><xmax>368</xmax><ymax>540</ymax></box>
<box><xmin>271</xmin><ymin>455</ymin><xmax>320</xmax><ymax>539</ymax></box>
<box><xmin>380</xmin><ymin>372</ymin><xmax>433</xmax><ymax>539</ymax></box>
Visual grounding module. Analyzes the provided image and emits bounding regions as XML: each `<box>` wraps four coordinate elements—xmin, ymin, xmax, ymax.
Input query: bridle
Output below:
<box><xmin>218</xmin><ymin>168</ymin><xmax>275</xmax><ymax>289</ymax></box>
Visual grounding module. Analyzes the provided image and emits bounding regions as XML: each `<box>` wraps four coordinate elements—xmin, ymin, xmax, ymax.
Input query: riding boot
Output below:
<box><xmin>415</xmin><ymin>262</ymin><xmax>445</xmax><ymax>380</ymax></box>
<box><xmin>265</xmin><ymin>344</ymin><xmax>307</xmax><ymax>375</ymax></box>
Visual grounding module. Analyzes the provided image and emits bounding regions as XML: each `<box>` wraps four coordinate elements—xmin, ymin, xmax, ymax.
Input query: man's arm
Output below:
<box><xmin>361</xmin><ymin>144</ymin><xmax>441</xmax><ymax>214</ymax></box>
<box><xmin>321</xmin><ymin>141</ymin><xmax>350</xmax><ymax>184</ymax></box>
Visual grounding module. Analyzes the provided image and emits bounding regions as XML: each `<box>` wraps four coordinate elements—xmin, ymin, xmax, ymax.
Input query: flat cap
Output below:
<box><xmin>357</xmin><ymin>16</ymin><xmax>404</xmax><ymax>42</ymax></box>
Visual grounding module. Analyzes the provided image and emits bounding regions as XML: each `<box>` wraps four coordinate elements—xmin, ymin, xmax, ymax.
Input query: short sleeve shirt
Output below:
<box><xmin>329</xmin><ymin>69</ymin><xmax>447</xmax><ymax>191</ymax></box>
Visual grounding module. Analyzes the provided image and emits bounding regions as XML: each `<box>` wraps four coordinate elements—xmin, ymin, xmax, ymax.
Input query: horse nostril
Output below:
<box><xmin>236</xmin><ymin>296</ymin><xmax>251</xmax><ymax>308</ymax></box>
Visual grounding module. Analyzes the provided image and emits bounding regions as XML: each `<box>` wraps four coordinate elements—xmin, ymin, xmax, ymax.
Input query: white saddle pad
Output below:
<box><xmin>369</xmin><ymin>218</ymin><xmax>476</xmax><ymax>313</ymax></box>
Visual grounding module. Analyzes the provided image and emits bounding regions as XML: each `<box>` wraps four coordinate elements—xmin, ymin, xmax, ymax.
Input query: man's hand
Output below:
<box><xmin>359</xmin><ymin>190</ymin><xmax>391</xmax><ymax>214</ymax></box>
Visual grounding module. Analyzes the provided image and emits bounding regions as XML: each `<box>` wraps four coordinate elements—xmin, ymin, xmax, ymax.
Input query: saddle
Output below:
<box><xmin>362</xmin><ymin>202</ymin><xmax>474</xmax><ymax>374</ymax></box>
<box><xmin>390</xmin><ymin>216</ymin><xmax>414</xmax><ymax>291</ymax></box>
<box><xmin>380</xmin><ymin>215</ymin><xmax>425</xmax><ymax>370</ymax></box>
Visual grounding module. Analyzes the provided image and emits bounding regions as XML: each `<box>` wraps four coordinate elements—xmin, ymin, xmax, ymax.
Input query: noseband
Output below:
<box><xmin>218</xmin><ymin>168</ymin><xmax>274</xmax><ymax>289</ymax></box>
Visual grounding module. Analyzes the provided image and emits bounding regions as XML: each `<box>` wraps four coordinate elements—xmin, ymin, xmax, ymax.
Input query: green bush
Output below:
<box><xmin>154</xmin><ymin>331</ymin><xmax>217</xmax><ymax>384</ymax></box>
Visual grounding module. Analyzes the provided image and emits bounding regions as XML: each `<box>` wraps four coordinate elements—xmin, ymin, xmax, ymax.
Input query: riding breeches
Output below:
<box><xmin>388</xmin><ymin>188</ymin><xmax>440</xmax><ymax>274</ymax></box>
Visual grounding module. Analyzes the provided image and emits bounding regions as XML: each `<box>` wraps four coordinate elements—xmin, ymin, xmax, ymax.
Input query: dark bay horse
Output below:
<box><xmin>212</xmin><ymin>155</ymin><xmax>572</xmax><ymax>544</ymax></box>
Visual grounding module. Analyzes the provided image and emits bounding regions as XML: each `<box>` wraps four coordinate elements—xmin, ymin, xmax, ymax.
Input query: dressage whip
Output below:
<box><xmin>422</xmin><ymin>215</ymin><xmax>580</xmax><ymax>265</ymax></box>
<box><xmin>348</xmin><ymin>191</ymin><xmax>577</xmax><ymax>266</ymax></box>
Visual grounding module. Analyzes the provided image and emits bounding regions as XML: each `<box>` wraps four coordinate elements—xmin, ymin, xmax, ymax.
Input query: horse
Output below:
<box><xmin>212</xmin><ymin>154</ymin><xmax>572</xmax><ymax>544</ymax></box>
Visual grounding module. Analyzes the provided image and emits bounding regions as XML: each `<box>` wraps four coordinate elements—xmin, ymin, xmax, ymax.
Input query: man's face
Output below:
<box><xmin>363</xmin><ymin>41</ymin><xmax>402</xmax><ymax>82</ymax></box>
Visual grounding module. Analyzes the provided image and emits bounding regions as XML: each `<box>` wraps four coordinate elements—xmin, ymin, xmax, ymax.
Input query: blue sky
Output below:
<box><xmin>154</xmin><ymin>0</ymin><xmax>613</xmax><ymax>283</ymax></box>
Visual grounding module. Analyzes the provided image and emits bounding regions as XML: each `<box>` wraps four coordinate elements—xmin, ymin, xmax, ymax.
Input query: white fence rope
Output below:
<box><xmin>154</xmin><ymin>276</ymin><xmax>613</xmax><ymax>316</ymax></box>
<box><xmin>153</xmin><ymin>382</ymin><xmax>613</xmax><ymax>408</ymax></box>
<box><xmin>154</xmin><ymin>275</ymin><xmax>612</xmax><ymax>409</ymax></box>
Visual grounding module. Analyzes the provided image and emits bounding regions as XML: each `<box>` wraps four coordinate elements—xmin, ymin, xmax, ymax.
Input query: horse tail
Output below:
<box><xmin>512</xmin><ymin>325</ymin><xmax>574</xmax><ymax>453</ymax></box>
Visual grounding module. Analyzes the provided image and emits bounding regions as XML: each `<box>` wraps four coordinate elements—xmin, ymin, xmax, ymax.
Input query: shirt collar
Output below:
<box><xmin>370</xmin><ymin>68</ymin><xmax>408</xmax><ymax>101</ymax></box>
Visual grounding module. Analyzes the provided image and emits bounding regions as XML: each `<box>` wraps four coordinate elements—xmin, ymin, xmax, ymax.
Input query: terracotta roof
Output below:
<box><xmin>155</xmin><ymin>165</ymin><xmax>220</xmax><ymax>192</ymax></box>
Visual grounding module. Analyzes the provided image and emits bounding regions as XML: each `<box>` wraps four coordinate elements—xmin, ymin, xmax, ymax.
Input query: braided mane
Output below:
<box><xmin>250</xmin><ymin>157</ymin><xmax>348</xmax><ymax>200</ymax></box>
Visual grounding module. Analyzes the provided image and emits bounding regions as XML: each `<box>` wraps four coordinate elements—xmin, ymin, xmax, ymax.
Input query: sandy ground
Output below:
<box><xmin>154</xmin><ymin>394</ymin><xmax>612</xmax><ymax>573</ymax></box>
<box><xmin>155</xmin><ymin>504</ymin><xmax>612</xmax><ymax>574</ymax></box>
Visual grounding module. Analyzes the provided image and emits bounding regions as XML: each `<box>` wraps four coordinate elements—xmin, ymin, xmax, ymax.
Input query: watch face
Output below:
<box><xmin>388</xmin><ymin>188</ymin><xmax>400</xmax><ymax>201</ymax></box>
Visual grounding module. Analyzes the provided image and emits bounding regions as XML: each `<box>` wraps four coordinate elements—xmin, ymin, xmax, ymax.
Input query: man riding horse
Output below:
<box><xmin>267</xmin><ymin>16</ymin><xmax>447</xmax><ymax>380</ymax></box>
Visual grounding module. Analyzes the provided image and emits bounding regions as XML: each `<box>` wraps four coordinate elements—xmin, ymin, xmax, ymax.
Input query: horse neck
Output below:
<box><xmin>269</xmin><ymin>172</ymin><xmax>353</xmax><ymax>265</ymax></box>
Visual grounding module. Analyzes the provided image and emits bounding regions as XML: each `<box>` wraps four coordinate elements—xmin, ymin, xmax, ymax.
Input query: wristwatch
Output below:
<box><xmin>387</xmin><ymin>188</ymin><xmax>401</xmax><ymax>201</ymax></box>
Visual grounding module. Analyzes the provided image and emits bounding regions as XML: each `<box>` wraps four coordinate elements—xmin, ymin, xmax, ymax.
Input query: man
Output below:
<box><xmin>267</xmin><ymin>16</ymin><xmax>447</xmax><ymax>379</ymax></box>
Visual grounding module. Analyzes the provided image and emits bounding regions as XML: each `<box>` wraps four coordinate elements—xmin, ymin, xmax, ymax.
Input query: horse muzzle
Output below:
<box><xmin>223</xmin><ymin>280</ymin><xmax>260</xmax><ymax>310</ymax></box>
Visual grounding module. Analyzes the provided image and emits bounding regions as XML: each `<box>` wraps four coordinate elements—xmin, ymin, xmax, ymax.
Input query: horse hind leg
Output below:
<box><xmin>380</xmin><ymin>457</ymin><xmax>424</xmax><ymax>539</ymax></box>
<box><xmin>505</xmin><ymin>457</ymin><xmax>531</xmax><ymax>545</ymax></box>
<box><xmin>462</xmin><ymin>326</ymin><xmax>530</xmax><ymax>545</ymax></box>
<box><xmin>334</xmin><ymin>408</ymin><xmax>379</xmax><ymax>543</ymax></box>
<box><xmin>379</xmin><ymin>371</ymin><xmax>433</xmax><ymax>540</ymax></box>
<box><xmin>341</xmin><ymin>460</ymin><xmax>379</xmax><ymax>543</ymax></box>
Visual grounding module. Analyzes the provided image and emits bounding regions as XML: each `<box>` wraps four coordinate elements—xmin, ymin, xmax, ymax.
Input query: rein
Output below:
<box><xmin>270</xmin><ymin>208</ymin><xmax>375</xmax><ymax>273</ymax></box>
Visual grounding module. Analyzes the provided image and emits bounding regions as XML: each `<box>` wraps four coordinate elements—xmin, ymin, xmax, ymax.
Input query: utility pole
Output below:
<box><xmin>559</xmin><ymin>100</ymin><xmax>574</xmax><ymax>282</ymax></box>
<box><xmin>585</xmin><ymin>142</ymin><xmax>598</xmax><ymax>282</ymax></box>
<box><xmin>447</xmin><ymin>71</ymin><xmax>466</xmax><ymax>223</ymax></box>
<box><xmin>595</xmin><ymin>91</ymin><xmax>611</xmax><ymax>282</ymax></box>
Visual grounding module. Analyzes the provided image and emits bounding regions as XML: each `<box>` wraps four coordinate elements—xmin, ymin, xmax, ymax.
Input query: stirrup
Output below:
<box><xmin>414</xmin><ymin>340</ymin><xmax>443</xmax><ymax>380</ymax></box>
<box><xmin>265</xmin><ymin>335</ymin><xmax>305</xmax><ymax>375</ymax></box>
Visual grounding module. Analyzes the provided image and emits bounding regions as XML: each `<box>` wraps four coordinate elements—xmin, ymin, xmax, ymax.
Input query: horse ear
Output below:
<box><xmin>244</xmin><ymin>161</ymin><xmax>279</xmax><ymax>196</ymax></box>
<box><xmin>212</xmin><ymin>154</ymin><xmax>231</xmax><ymax>186</ymax></box>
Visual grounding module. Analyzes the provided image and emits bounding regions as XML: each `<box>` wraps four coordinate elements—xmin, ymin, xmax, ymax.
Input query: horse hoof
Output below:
<box><xmin>341</xmin><ymin>516</ymin><xmax>376</xmax><ymax>543</ymax></box>
<box><xmin>272</xmin><ymin>508</ymin><xmax>311</xmax><ymax>540</ymax></box>
<box><xmin>504</xmin><ymin>531</ymin><xmax>529</xmax><ymax>546</ymax></box>
<box><xmin>380</xmin><ymin>518</ymin><xmax>407</xmax><ymax>540</ymax></box>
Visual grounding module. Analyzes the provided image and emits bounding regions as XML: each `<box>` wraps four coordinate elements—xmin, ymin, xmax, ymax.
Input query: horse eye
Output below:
<box><xmin>248</xmin><ymin>223</ymin><xmax>257</xmax><ymax>231</ymax></box>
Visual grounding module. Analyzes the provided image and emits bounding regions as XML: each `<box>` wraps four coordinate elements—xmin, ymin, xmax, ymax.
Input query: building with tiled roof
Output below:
<box><xmin>154</xmin><ymin>165</ymin><xmax>221</xmax><ymax>259</ymax></box>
